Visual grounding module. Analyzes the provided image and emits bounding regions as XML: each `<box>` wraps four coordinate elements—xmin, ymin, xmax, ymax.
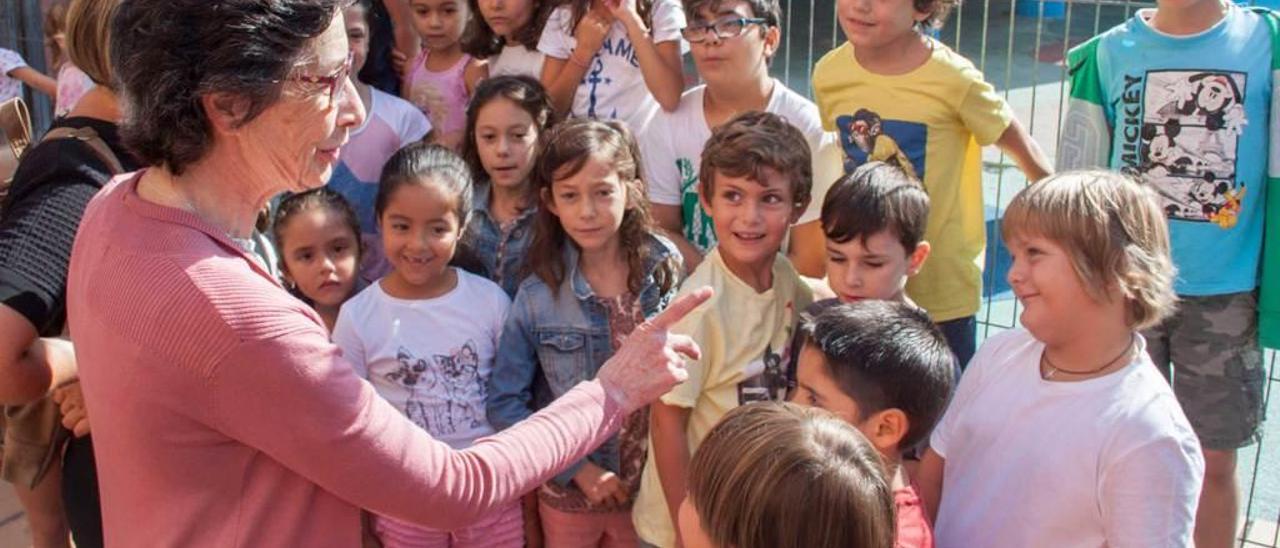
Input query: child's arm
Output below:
<box><xmin>993</xmin><ymin>118</ymin><xmax>1053</xmax><ymax>183</ymax></box>
<box><xmin>487</xmin><ymin>298</ymin><xmax>538</xmax><ymax>432</ymax></box>
<box><xmin>464</xmin><ymin>58</ymin><xmax>489</xmax><ymax>95</ymax></box>
<box><xmin>385</xmin><ymin>0</ymin><xmax>420</xmax><ymax>78</ymax></box>
<box><xmin>8</xmin><ymin>66</ymin><xmax>57</xmax><ymax>98</ymax></box>
<box><xmin>606</xmin><ymin>0</ymin><xmax>684</xmax><ymax>112</ymax></box>
<box><xmin>650</xmin><ymin>400</ymin><xmax>693</xmax><ymax>540</ymax></box>
<box><xmin>916</xmin><ymin>448</ymin><xmax>945</xmax><ymax>524</ymax></box>
<box><xmin>540</xmin><ymin>9</ymin><xmax>613</xmax><ymax>117</ymax></box>
<box><xmin>653</xmin><ymin>205</ymin><xmax>703</xmax><ymax>273</ymax></box>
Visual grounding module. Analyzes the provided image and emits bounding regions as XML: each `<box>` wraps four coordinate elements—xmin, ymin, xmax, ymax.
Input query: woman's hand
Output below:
<box><xmin>596</xmin><ymin>287</ymin><xmax>712</xmax><ymax>413</ymax></box>
<box><xmin>572</xmin><ymin>462</ymin><xmax>628</xmax><ymax>507</ymax></box>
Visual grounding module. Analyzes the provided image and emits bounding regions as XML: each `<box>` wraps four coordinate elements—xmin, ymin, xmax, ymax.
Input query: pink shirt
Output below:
<box><xmin>67</xmin><ymin>172</ymin><xmax>628</xmax><ymax>547</ymax></box>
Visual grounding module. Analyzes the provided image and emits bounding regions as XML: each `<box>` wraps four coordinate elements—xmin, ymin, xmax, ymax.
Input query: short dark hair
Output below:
<box><xmin>111</xmin><ymin>0</ymin><xmax>344</xmax><ymax>175</ymax></box>
<box><xmin>699</xmin><ymin>111</ymin><xmax>812</xmax><ymax>208</ymax></box>
<box><xmin>377</xmin><ymin>142</ymin><xmax>474</xmax><ymax>225</ymax></box>
<box><xmin>797</xmin><ymin>300</ymin><xmax>956</xmax><ymax>450</ymax></box>
<box><xmin>822</xmin><ymin>161</ymin><xmax>929</xmax><ymax>254</ymax></box>
<box><xmin>682</xmin><ymin>0</ymin><xmax>781</xmax><ymax>28</ymax></box>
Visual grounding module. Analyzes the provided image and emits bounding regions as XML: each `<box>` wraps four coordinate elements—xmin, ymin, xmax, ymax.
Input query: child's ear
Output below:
<box><xmin>908</xmin><ymin>241</ymin><xmax>931</xmax><ymax>276</ymax></box>
<box><xmin>762</xmin><ymin>24</ymin><xmax>781</xmax><ymax>59</ymax></box>
<box><xmin>865</xmin><ymin>408</ymin><xmax>910</xmax><ymax>454</ymax></box>
<box><xmin>789</xmin><ymin>193</ymin><xmax>812</xmax><ymax>225</ymax></box>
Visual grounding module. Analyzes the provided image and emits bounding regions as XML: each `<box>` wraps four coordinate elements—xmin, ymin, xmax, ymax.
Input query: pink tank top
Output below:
<box><xmin>406</xmin><ymin>50</ymin><xmax>471</xmax><ymax>150</ymax></box>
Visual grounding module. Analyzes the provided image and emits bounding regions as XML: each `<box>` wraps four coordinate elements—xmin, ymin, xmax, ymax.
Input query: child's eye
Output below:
<box><xmin>762</xmin><ymin>194</ymin><xmax>784</xmax><ymax>205</ymax></box>
<box><xmin>596</xmin><ymin>187</ymin><xmax>614</xmax><ymax>197</ymax></box>
<box><xmin>864</xmin><ymin>261</ymin><xmax>886</xmax><ymax>268</ymax></box>
<box><xmin>720</xmin><ymin>190</ymin><xmax>741</xmax><ymax>202</ymax></box>
<box><xmin>558</xmin><ymin>192</ymin><xmax>577</xmax><ymax>201</ymax></box>
<box><xmin>827</xmin><ymin>254</ymin><xmax>846</xmax><ymax>264</ymax></box>
<box><xmin>433</xmin><ymin>226</ymin><xmax>451</xmax><ymax>236</ymax></box>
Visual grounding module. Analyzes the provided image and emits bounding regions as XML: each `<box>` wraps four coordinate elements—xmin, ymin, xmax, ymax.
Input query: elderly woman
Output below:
<box><xmin>66</xmin><ymin>1</ymin><xmax>706</xmax><ymax>545</ymax></box>
<box><xmin>0</xmin><ymin>0</ymin><xmax>127</xmax><ymax>546</ymax></box>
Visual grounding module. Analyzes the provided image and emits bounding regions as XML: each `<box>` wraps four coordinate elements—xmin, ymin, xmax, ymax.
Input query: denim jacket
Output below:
<box><xmin>487</xmin><ymin>233</ymin><xmax>681</xmax><ymax>485</ymax></box>
<box><xmin>458</xmin><ymin>180</ymin><xmax>538</xmax><ymax>297</ymax></box>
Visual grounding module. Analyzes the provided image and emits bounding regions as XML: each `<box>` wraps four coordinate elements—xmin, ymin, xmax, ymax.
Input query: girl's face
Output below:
<box><xmin>475</xmin><ymin>97</ymin><xmax>539</xmax><ymax>190</ymax></box>
<box><xmin>478</xmin><ymin>0</ymin><xmax>536</xmax><ymax>40</ymax></box>
<box><xmin>280</xmin><ymin>208</ymin><xmax>360</xmax><ymax>308</ymax></box>
<box><xmin>379</xmin><ymin>182</ymin><xmax>464</xmax><ymax>295</ymax></box>
<box><xmin>410</xmin><ymin>0</ymin><xmax>471</xmax><ymax>51</ymax></box>
<box><xmin>344</xmin><ymin>4</ymin><xmax>371</xmax><ymax>76</ymax></box>
<box><xmin>546</xmin><ymin>155</ymin><xmax>630</xmax><ymax>256</ymax></box>
<box><xmin>1006</xmin><ymin>233</ymin><xmax>1115</xmax><ymax>344</ymax></box>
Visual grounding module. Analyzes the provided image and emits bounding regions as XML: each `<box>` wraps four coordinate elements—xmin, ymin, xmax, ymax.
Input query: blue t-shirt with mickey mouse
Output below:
<box><xmin>1091</xmin><ymin>6</ymin><xmax>1272</xmax><ymax>295</ymax></box>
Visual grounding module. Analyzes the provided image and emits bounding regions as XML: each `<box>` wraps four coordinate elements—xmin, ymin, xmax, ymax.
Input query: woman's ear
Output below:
<box><xmin>201</xmin><ymin>92</ymin><xmax>252</xmax><ymax>136</ymax></box>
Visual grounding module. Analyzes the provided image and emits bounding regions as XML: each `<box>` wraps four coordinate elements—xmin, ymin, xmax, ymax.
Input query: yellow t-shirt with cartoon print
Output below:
<box><xmin>632</xmin><ymin>249</ymin><xmax>813</xmax><ymax>547</ymax></box>
<box><xmin>813</xmin><ymin>39</ymin><xmax>1014</xmax><ymax>322</ymax></box>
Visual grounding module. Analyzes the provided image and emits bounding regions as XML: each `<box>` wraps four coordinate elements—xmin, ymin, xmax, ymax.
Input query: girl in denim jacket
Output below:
<box><xmin>487</xmin><ymin>119</ymin><xmax>682</xmax><ymax>546</ymax></box>
<box><xmin>457</xmin><ymin>76</ymin><xmax>555</xmax><ymax>297</ymax></box>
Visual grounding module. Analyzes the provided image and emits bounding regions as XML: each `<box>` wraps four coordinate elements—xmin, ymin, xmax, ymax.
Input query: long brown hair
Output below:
<box><xmin>526</xmin><ymin>118</ymin><xmax>677</xmax><ymax>297</ymax></box>
<box><xmin>687</xmin><ymin>403</ymin><xmax>896</xmax><ymax>548</ymax></box>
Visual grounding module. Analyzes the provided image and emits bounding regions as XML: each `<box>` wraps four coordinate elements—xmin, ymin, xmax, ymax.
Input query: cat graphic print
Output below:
<box><xmin>384</xmin><ymin>342</ymin><xmax>487</xmax><ymax>436</ymax></box>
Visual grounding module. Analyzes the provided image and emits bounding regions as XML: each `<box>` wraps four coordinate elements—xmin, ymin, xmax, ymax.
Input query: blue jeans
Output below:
<box><xmin>937</xmin><ymin>315</ymin><xmax>977</xmax><ymax>371</ymax></box>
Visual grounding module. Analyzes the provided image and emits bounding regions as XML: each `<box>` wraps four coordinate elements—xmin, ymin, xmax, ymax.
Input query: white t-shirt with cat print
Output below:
<box><xmin>537</xmin><ymin>0</ymin><xmax>686</xmax><ymax>133</ymax></box>
<box><xmin>333</xmin><ymin>269</ymin><xmax>510</xmax><ymax>449</ymax></box>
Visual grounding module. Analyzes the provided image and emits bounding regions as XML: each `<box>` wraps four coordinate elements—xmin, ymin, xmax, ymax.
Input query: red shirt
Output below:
<box><xmin>895</xmin><ymin>482</ymin><xmax>935</xmax><ymax>548</ymax></box>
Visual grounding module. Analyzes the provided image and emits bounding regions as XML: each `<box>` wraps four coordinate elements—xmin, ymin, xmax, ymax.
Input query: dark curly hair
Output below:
<box><xmin>526</xmin><ymin>118</ymin><xmax>679</xmax><ymax>298</ymax></box>
<box><xmin>111</xmin><ymin>0</ymin><xmax>345</xmax><ymax>175</ymax></box>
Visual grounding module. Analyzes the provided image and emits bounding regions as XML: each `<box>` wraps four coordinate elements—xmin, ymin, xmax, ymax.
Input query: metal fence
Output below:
<box><xmin>765</xmin><ymin>0</ymin><xmax>1278</xmax><ymax>545</ymax></box>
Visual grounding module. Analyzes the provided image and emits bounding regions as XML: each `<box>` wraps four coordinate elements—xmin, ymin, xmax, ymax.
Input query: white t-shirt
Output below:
<box><xmin>930</xmin><ymin>329</ymin><xmax>1203</xmax><ymax>548</ymax></box>
<box><xmin>639</xmin><ymin>80</ymin><xmax>828</xmax><ymax>252</ymax></box>
<box><xmin>332</xmin><ymin>269</ymin><xmax>510</xmax><ymax>449</ymax></box>
<box><xmin>489</xmin><ymin>44</ymin><xmax>546</xmax><ymax>80</ymax></box>
<box><xmin>0</xmin><ymin>48</ymin><xmax>29</xmax><ymax>103</ymax></box>
<box><xmin>537</xmin><ymin>0</ymin><xmax>686</xmax><ymax>133</ymax></box>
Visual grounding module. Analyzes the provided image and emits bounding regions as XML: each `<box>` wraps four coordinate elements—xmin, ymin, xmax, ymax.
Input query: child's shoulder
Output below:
<box><xmin>457</xmin><ymin>268</ymin><xmax>512</xmax><ymax>305</ymax></box>
<box><xmin>813</xmin><ymin>42</ymin><xmax>854</xmax><ymax>80</ymax></box>
<box><xmin>967</xmin><ymin>328</ymin><xmax>1041</xmax><ymax>373</ymax></box>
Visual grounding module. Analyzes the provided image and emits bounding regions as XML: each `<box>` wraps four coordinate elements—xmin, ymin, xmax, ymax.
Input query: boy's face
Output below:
<box><xmin>836</xmin><ymin>0</ymin><xmax>930</xmax><ymax>51</ymax></box>
<box><xmin>688</xmin><ymin>1</ymin><xmax>779</xmax><ymax>87</ymax></box>
<box><xmin>825</xmin><ymin>230</ymin><xmax>927</xmax><ymax>303</ymax></box>
<box><xmin>700</xmin><ymin>168</ymin><xmax>806</xmax><ymax>274</ymax></box>
<box><xmin>791</xmin><ymin>344</ymin><xmax>863</xmax><ymax>424</ymax></box>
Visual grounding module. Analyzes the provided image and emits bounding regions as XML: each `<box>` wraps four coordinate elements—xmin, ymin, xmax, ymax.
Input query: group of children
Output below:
<box><xmin>257</xmin><ymin>0</ymin><xmax>1276</xmax><ymax>546</ymax></box>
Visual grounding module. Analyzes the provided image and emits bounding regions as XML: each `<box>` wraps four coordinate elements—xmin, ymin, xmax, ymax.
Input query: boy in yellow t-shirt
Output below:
<box><xmin>633</xmin><ymin>112</ymin><xmax>815</xmax><ymax>547</ymax></box>
<box><xmin>811</xmin><ymin>0</ymin><xmax>1052</xmax><ymax>368</ymax></box>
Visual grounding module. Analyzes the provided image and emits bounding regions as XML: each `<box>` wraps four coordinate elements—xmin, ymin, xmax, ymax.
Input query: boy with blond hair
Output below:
<box><xmin>633</xmin><ymin>111</ymin><xmax>814</xmax><ymax>548</ymax></box>
<box><xmin>810</xmin><ymin>0</ymin><xmax>1052</xmax><ymax>367</ymax></box>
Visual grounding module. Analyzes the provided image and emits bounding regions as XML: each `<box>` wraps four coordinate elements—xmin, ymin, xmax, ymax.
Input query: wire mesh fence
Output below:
<box><xmin>767</xmin><ymin>0</ymin><xmax>1278</xmax><ymax>545</ymax></box>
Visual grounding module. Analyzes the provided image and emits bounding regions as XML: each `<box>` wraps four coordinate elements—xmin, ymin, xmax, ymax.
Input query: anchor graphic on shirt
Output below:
<box><xmin>584</xmin><ymin>56</ymin><xmax>617</xmax><ymax>119</ymax></box>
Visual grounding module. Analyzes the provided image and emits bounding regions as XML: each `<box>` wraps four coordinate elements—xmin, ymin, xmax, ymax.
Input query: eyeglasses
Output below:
<box><xmin>289</xmin><ymin>51</ymin><xmax>354</xmax><ymax>106</ymax></box>
<box><xmin>680</xmin><ymin>17</ymin><xmax>769</xmax><ymax>43</ymax></box>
